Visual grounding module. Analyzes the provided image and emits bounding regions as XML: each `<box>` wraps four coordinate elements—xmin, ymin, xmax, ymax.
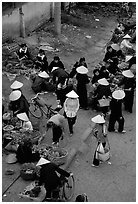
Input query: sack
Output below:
<box><xmin>98</xmin><ymin>149</ymin><xmax>110</xmax><ymax>162</ymax></box>
<box><xmin>98</xmin><ymin>98</ymin><xmax>110</xmax><ymax>107</ymax></box>
<box><xmin>97</xmin><ymin>143</ymin><xmax>105</xmax><ymax>154</ymax></box>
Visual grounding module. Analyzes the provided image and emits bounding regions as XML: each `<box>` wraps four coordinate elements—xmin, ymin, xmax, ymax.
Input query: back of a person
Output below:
<box><xmin>110</xmin><ymin>99</ymin><xmax>122</xmax><ymax>116</ymax></box>
<box><xmin>40</xmin><ymin>163</ymin><xmax>60</xmax><ymax>189</ymax></box>
<box><xmin>97</xmin><ymin>84</ymin><xmax>111</xmax><ymax>99</ymax></box>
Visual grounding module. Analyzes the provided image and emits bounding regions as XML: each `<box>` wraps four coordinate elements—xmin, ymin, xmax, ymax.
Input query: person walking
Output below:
<box><xmin>46</xmin><ymin>113</ymin><xmax>66</xmax><ymax>146</ymax></box>
<box><xmin>108</xmin><ymin>90</ymin><xmax>126</xmax><ymax>133</ymax></box>
<box><xmin>76</xmin><ymin>66</ymin><xmax>89</xmax><ymax>110</ymax></box>
<box><xmin>64</xmin><ymin>90</ymin><xmax>79</xmax><ymax>136</ymax></box>
<box><xmin>121</xmin><ymin>69</ymin><xmax>135</xmax><ymax>113</ymax></box>
<box><xmin>91</xmin><ymin>114</ymin><xmax>110</xmax><ymax>167</ymax></box>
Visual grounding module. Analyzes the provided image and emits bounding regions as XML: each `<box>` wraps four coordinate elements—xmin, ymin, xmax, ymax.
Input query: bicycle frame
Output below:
<box><xmin>30</xmin><ymin>92</ymin><xmax>57</xmax><ymax>119</ymax></box>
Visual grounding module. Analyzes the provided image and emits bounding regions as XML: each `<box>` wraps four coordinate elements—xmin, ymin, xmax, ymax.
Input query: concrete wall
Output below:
<box><xmin>2</xmin><ymin>2</ymin><xmax>51</xmax><ymax>37</ymax></box>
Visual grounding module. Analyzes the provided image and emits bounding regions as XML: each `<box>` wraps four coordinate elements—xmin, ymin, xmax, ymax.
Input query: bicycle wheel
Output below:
<box><xmin>29</xmin><ymin>103</ymin><xmax>42</xmax><ymax>118</ymax></box>
<box><xmin>63</xmin><ymin>175</ymin><xmax>75</xmax><ymax>201</ymax></box>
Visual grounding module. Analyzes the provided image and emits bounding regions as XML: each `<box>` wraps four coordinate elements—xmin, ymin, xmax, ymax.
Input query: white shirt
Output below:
<box><xmin>64</xmin><ymin>98</ymin><xmax>79</xmax><ymax>118</ymax></box>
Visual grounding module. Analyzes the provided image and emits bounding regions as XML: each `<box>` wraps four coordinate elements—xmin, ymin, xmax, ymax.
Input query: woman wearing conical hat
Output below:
<box><xmin>120</xmin><ymin>34</ymin><xmax>134</xmax><ymax>55</ymax></box>
<box><xmin>108</xmin><ymin>90</ymin><xmax>126</xmax><ymax>133</ymax></box>
<box><xmin>31</xmin><ymin>71</ymin><xmax>50</xmax><ymax>93</ymax></box>
<box><xmin>64</xmin><ymin>90</ymin><xmax>79</xmax><ymax>135</ymax></box>
<box><xmin>17</xmin><ymin>112</ymin><xmax>33</xmax><ymax>132</ymax></box>
<box><xmin>91</xmin><ymin>114</ymin><xmax>110</xmax><ymax>167</ymax></box>
<box><xmin>92</xmin><ymin>78</ymin><xmax>111</xmax><ymax>111</ymax></box>
<box><xmin>9</xmin><ymin>90</ymin><xmax>30</xmax><ymax>117</ymax></box>
<box><xmin>76</xmin><ymin>66</ymin><xmax>90</xmax><ymax>110</ymax></box>
<box><xmin>119</xmin><ymin>69</ymin><xmax>135</xmax><ymax>113</ymax></box>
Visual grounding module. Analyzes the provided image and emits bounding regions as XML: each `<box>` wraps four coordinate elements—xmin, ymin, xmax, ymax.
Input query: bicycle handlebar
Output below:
<box><xmin>31</xmin><ymin>92</ymin><xmax>48</xmax><ymax>101</ymax></box>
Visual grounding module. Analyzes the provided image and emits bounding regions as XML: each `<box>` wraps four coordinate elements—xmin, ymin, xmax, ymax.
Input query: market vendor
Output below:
<box><xmin>16</xmin><ymin>138</ymin><xmax>40</xmax><ymax>164</ymax></box>
<box><xmin>17</xmin><ymin>112</ymin><xmax>33</xmax><ymax>132</ymax></box>
<box><xmin>31</xmin><ymin>71</ymin><xmax>50</xmax><ymax>93</ymax></box>
<box><xmin>16</xmin><ymin>43</ymin><xmax>30</xmax><ymax>61</ymax></box>
<box><xmin>51</xmin><ymin>67</ymin><xmax>69</xmax><ymax>85</ymax></box>
<box><xmin>36</xmin><ymin>157</ymin><xmax>71</xmax><ymax>200</ymax></box>
<box><xmin>120</xmin><ymin>34</ymin><xmax>134</xmax><ymax>54</ymax></box>
<box><xmin>9</xmin><ymin>90</ymin><xmax>30</xmax><ymax>117</ymax></box>
<box><xmin>49</xmin><ymin>56</ymin><xmax>65</xmax><ymax>73</ymax></box>
<box><xmin>34</xmin><ymin>49</ymin><xmax>49</xmax><ymax>72</ymax></box>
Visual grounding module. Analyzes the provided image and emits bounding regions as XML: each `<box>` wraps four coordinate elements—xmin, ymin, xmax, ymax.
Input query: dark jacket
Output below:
<box><xmin>38</xmin><ymin>163</ymin><xmax>70</xmax><ymax>189</ymax></box>
<box><xmin>9</xmin><ymin>94</ymin><xmax>30</xmax><ymax>115</ymax></box>
<box><xmin>16</xmin><ymin>47</ymin><xmax>30</xmax><ymax>60</ymax></box>
<box><xmin>52</xmin><ymin>68</ymin><xmax>69</xmax><ymax>84</ymax></box>
<box><xmin>69</xmin><ymin>61</ymin><xmax>88</xmax><ymax>78</ymax></box>
<box><xmin>36</xmin><ymin>55</ymin><xmax>48</xmax><ymax>72</ymax></box>
<box><xmin>95</xmin><ymin>84</ymin><xmax>111</xmax><ymax>99</ymax></box>
<box><xmin>31</xmin><ymin>76</ymin><xmax>48</xmax><ymax>93</ymax></box>
<box><xmin>110</xmin><ymin>98</ymin><xmax>123</xmax><ymax>116</ymax></box>
<box><xmin>49</xmin><ymin>60</ymin><xmax>64</xmax><ymax>72</ymax></box>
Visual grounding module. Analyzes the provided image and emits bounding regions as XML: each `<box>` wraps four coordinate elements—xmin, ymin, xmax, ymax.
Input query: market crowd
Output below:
<box><xmin>2</xmin><ymin>18</ymin><xmax>136</xmax><ymax>201</ymax></box>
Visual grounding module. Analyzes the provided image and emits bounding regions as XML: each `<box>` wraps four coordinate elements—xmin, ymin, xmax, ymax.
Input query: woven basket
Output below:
<box><xmin>20</xmin><ymin>163</ymin><xmax>37</xmax><ymax>181</ymax></box>
<box><xmin>48</xmin><ymin>148</ymin><xmax>68</xmax><ymax>166</ymax></box>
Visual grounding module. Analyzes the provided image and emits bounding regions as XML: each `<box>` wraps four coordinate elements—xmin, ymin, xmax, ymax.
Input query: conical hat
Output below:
<box><xmin>111</xmin><ymin>43</ymin><xmax>120</xmax><ymax>51</ymax></box>
<box><xmin>9</xmin><ymin>90</ymin><xmax>21</xmax><ymax>101</ymax></box>
<box><xmin>6</xmin><ymin>154</ymin><xmax>17</xmax><ymax>164</ymax></box>
<box><xmin>51</xmin><ymin>67</ymin><xmax>59</xmax><ymax>72</ymax></box>
<box><xmin>91</xmin><ymin>114</ymin><xmax>105</xmax><ymax>124</ymax></box>
<box><xmin>122</xmin><ymin>70</ymin><xmax>134</xmax><ymax>78</ymax></box>
<box><xmin>76</xmin><ymin>66</ymin><xmax>88</xmax><ymax>74</ymax></box>
<box><xmin>98</xmin><ymin>78</ymin><xmax>109</xmax><ymax>86</ymax></box>
<box><xmin>10</xmin><ymin>80</ymin><xmax>23</xmax><ymax>89</ymax></box>
<box><xmin>36</xmin><ymin>158</ymin><xmax>50</xmax><ymax>166</ymax></box>
<box><xmin>17</xmin><ymin>112</ymin><xmax>29</xmax><ymax>121</ymax></box>
<box><xmin>38</xmin><ymin>71</ymin><xmax>49</xmax><ymax>78</ymax></box>
<box><xmin>112</xmin><ymin>90</ymin><xmax>125</xmax><ymax>100</ymax></box>
<box><xmin>66</xmin><ymin>90</ymin><xmax>79</xmax><ymax>98</ymax></box>
<box><xmin>125</xmin><ymin>55</ymin><xmax>133</xmax><ymax>62</ymax></box>
<box><xmin>123</xmin><ymin>34</ymin><xmax>131</xmax><ymax>39</ymax></box>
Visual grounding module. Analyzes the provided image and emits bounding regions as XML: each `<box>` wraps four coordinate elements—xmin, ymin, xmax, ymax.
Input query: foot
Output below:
<box><xmin>70</xmin><ymin>133</ymin><xmax>73</xmax><ymax>137</ymax></box>
<box><xmin>91</xmin><ymin>164</ymin><xmax>99</xmax><ymax>167</ymax></box>
<box><xmin>120</xmin><ymin>130</ymin><xmax>126</xmax><ymax>133</ymax></box>
<box><xmin>115</xmin><ymin>129</ymin><xmax>118</xmax><ymax>133</ymax></box>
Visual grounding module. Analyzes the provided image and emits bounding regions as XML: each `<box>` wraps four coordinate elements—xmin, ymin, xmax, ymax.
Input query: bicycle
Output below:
<box><xmin>43</xmin><ymin>172</ymin><xmax>75</xmax><ymax>202</ymax></box>
<box><xmin>29</xmin><ymin>92</ymin><xmax>58</xmax><ymax>119</ymax></box>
